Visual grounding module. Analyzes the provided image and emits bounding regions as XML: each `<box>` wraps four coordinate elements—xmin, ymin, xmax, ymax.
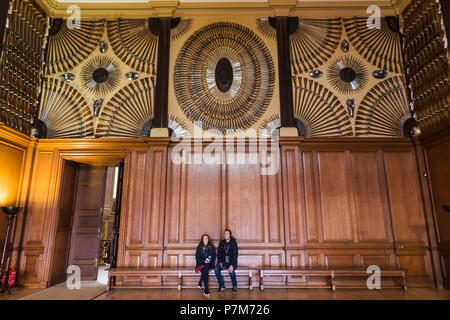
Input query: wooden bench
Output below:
<box><xmin>260</xmin><ymin>267</ymin><xmax>333</xmax><ymax>290</ymax></box>
<box><xmin>181</xmin><ymin>268</ymin><xmax>259</xmax><ymax>290</ymax></box>
<box><xmin>332</xmin><ymin>268</ymin><xmax>407</xmax><ymax>291</ymax></box>
<box><xmin>108</xmin><ymin>267</ymin><xmax>407</xmax><ymax>291</ymax></box>
<box><xmin>108</xmin><ymin>267</ymin><xmax>259</xmax><ymax>291</ymax></box>
<box><xmin>259</xmin><ymin>267</ymin><xmax>407</xmax><ymax>291</ymax></box>
<box><xmin>108</xmin><ymin>268</ymin><xmax>184</xmax><ymax>290</ymax></box>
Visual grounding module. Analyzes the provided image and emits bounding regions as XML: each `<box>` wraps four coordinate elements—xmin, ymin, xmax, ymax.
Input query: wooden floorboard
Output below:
<box><xmin>98</xmin><ymin>287</ymin><xmax>450</xmax><ymax>300</ymax></box>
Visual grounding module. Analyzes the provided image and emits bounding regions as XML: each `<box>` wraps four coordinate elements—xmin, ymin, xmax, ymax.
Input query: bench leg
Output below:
<box><xmin>249</xmin><ymin>271</ymin><xmax>253</xmax><ymax>291</ymax></box>
<box><xmin>178</xmin><ymin>271</ymin><xmax>182</xmax><ymax>291</ymax></box>
<box><xmin>260</xmin><ymin>272</ymin><xmax>264</xmax><ymax>291</ymax></box>
<box><xmin>402</xmin><ymin>273</ymin><xmax>408</xmax><ymax>291</ymax></box>
<box><xmin>331</xmin><ymin>272</ymin><xmax>336</xmax><ymax>292</ymax></box>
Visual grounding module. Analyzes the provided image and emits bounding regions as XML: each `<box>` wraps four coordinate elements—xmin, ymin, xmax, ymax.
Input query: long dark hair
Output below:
<box><xmin>198</xmin><ymin>234</ymin><xmax>213</xmax><ymax>249</ymax></box>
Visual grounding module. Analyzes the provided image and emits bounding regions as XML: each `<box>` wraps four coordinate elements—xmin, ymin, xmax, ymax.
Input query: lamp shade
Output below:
<box><xmin>1</xmin><ymin>206</ymin><xmax>23</xmax><ymax>216</ymax></box>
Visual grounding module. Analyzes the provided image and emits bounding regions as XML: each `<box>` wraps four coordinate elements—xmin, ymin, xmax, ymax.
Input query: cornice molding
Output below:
<box><xmin>34</xmin><ymin>0</ymin><xmax>410</xmax><ymax>19</ymax></box>
<box><xmin>0</xmin><ymin>123</ymin><xmax>33</xmax><ymax>149</ymax></box>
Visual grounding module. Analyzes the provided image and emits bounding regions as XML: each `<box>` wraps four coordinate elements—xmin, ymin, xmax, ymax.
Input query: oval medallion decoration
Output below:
<box><xmin>215</xmin><ymin>58</ymin><xmax>234</xmax><ymax>93</ymax></box>
<box><xmin>174</xmin><ymin>22</ymin><xmax>275</xmax><ymax>131</ymax></box>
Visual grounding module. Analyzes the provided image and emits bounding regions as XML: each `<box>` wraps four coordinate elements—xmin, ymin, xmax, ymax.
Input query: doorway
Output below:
<box><xmin>49</xmin><ymin>161</ymin><xmax>124</xmax><ymax>286</ymax></box>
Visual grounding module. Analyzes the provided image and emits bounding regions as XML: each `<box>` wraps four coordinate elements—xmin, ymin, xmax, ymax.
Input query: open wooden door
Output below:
<box><xmin>49</xmin><ymin>160</ymin><xmax>78</xmax><ymax>286</ymax></box>
<box><xmin>111</xmin><ymin>162</ymin><xmax>124</xmax><ymax>268</ymax></box>
<box><xmin>68</xmin><ymin>165</ymin><xmax>107</xmax><ymax>281</ymax></box>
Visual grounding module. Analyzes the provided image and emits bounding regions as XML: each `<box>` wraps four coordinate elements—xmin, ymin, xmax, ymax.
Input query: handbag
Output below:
<box><xmin>195</xmin><ymin>265</ymin><xmax>204</xmax><ymax>273</ymax></box>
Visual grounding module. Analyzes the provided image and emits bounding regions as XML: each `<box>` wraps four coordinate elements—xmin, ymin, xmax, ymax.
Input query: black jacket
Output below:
<box><xmin>217</xmin><ymin>237</ymin><xmax>238</xmax><ymax>269</ymax></box>
<box><xmin>195</xmin><ymin>245</ymin><xmax>216</xmax><ymax>269</ymax></box>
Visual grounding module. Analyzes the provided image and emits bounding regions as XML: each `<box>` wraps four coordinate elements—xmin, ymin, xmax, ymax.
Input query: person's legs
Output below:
<box><xmin>201</xmin><ymin>267</ymin><xmax>209</xmax><ymax>289</ymax></box>
<box><xmin>229</xmin><ymin>270</ymin><xmax>237</xmax><ymax>288</ymax></box>
<box><xmin>214</xmin><ymin>264</ymin><xmax>225</xmax><ymax>288</ymax></box>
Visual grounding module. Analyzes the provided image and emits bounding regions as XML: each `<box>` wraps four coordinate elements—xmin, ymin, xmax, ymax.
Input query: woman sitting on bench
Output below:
<box><xmin>195</xmin><ymin>234</ymin><xmax>216</xmax><ymax>296</ymax></box>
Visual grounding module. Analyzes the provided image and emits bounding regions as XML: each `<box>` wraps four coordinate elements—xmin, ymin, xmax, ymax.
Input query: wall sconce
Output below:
<box><xmin>0</xmin><ymin>206</ymin><xmax>23</xmax><ymax>294</ymax></box>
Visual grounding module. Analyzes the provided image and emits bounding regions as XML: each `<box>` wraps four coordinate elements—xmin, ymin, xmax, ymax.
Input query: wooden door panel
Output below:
<box><xmin>69</xmin><ymin>165</ymin><xmax>106</xmax><ymax>281</ymax></box>
<box><xmin>49</xmin><ymin>160</ymin><xmax>78</xmax><ymax>286</ymax></box>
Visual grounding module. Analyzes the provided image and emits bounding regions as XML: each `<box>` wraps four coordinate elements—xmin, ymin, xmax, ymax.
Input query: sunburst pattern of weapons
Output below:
<box><xmin>327</xmin><ymin>56</ymin><xmax>368</xmax><ymax>94</ymax></box>
<box><xmin>290</xmin><ymin>18</ymin><xmax>342</xmax><ymax>74</ymax></box>
<box><xmin>259</xmin><ymin>114</ymin><xmax>281</xmax><ymax>138</ymax></box>
<box><xmin>46</xmin><ymin>19</ymin><xmax>105</xmax><ymax>75</ymax></box>
<box><xmin>168</xmin><ymin>115</ymin><xmax>188</xmax><ymax>138</ymax></box>
<box><xmin>96</xmin><ymin>77</ymin><xmax>155</xmax><ymax>137</ymax></box>
<box><xmin>293</xmin><ymin>77</ymin><xmax>352</xmax><ymax>137</ymax></box>
<box><xmin>171</xmin><ymin>19</ymin><xmax>193</xmax><ymax>41</ymax></box>
<box><xmin>256</xmin><ymin>18</ymin><xmax>276</xmax><ymax>40</ymax></box>
<box><xmin>173</xmin><ymin>22</ymin><xmax>275</xmax><ymax>131</ymax></box>
<box><xmin>107</xmin><ymin>19</ymin><xmax>157</xmax><ymax>74</ymax></box>
<box><xmin>355</xmin><ymin>76</ymin><xmax>409</xmax><ymax>137</ymax></box>
<box><xmin>81</xmin><ymin>56</ymin><xmax>121</xmax><ymax>95</ymax></box>
<box><xmin>343</xmin><ymin>17</ymin><xmax>403</xmax><ymax>73</ymax></box>
<box><xmin>38</xmin><ymin>78</ymin><xmax>94</xmax><ymax>138</ymax></box>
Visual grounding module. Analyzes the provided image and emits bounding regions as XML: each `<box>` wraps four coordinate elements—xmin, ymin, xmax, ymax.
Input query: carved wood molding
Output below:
<box><xmin>35</xmin><ymin>0</ymin><xmax>405</xmax><ymax>19</ymax></box>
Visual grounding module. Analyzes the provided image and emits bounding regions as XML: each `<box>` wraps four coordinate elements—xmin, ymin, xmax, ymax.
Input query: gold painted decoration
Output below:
<box><xmin>171</xmin><ymin>19</ymin><xmax>193</xmax><ymax>41</ymax></box>
<box><xmin>81</xmin><ymin>56</ymin><xmax>121</xmax><ymax>95</ymax></box>
<box><xmin>39</xmin><ymin>78</ymin><xmax>94</xmax><ymax>138</ymax></box>
<box><xmin>355</xmin><ymin>76</ymin><xmax>410</xmax><ymax>137</ymax></box>
<box><xmin>96</xmin><ymin>77</ymin><xmax>155</xmax><ymax>137</ymax></box>
<box><xmin>107</xmin><ymin>19</ymin><xmax>158</xmax><ymax>74</ymax></box>
<box><xmin>259</xmin><ymin>114</ymin><xmax>281</xmax><ymax>138</ymax></box>
<box><xmin>174</xmin><ymin>22</ymin><xmax>275</xmax><ymax>131</ymax></box>
<box><xmin>327</xmin><ymin>56</ymin><xmax>368</xmax><ymax>94</ymax></box>
<box><xmin>46</xmin><ymin>19</ymin><xmax>105</xmax><ymax>74</ymax></box>
<box><xmin>168</xmin><ymin>115</ymin><xmax>188</xmax><ymax>138</ymax></box>
<box><xmin>290</xmin><ymin>18</ymin><xmax>342</xmax><ymax>74</ymax></box>
<box><xmin>256</xmin><ymin>18</ymin><xmax>276</xmax><ymax>40</ymax></box>
<box><xmin>293</xmin><ymin>77</ymin><xmax>352</xmax><ymax>137</ymax></box>
<box><xmin>343</xmin><ymin>17</ymin><xmax>403</xmax><ymax>73</ymax></box>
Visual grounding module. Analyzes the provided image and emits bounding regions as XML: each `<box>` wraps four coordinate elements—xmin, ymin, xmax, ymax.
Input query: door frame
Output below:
<box><xmin>46</xmin><ymin>153</ymin><xmax>127</xmax><ymax>287</ymax></box>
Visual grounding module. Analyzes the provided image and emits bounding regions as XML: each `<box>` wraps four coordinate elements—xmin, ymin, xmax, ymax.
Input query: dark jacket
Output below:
<box><xmin>217</xmin><ymin>237</ymin><xmax>238</xmax><ymax>269</ymax></box>
<box><xmin>195</xmin><ymin>245</ymin><xmax>216</xmax><ymax>269</ymax></box>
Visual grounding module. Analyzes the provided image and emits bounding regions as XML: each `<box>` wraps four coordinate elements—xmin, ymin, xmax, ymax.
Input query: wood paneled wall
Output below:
<box><xmin>117</xmin><ymin>138</ymin><xmax>434</xmax><ymax>287</ymax></box>
<box><xmin>421</xmin><ymin>127</ymin><xmax>450</xmax><ymax>289</ymax></box>
<box><xmin>0</xmin><ymin>123</ymin><xmax>35</xmax><ymax>272</ymax></box>
<box><xmin>7</xmin><ymin>135</ymin><xmax>438</xmax><ymax>288</ymax></box>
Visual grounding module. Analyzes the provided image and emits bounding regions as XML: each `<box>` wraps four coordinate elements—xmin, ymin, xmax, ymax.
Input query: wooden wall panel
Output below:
<box><xmin>0</xmin><ymin>143</ymin><xmax>26</xmax><ymax>253</ymax></box>
<box><xmin>281</xmin><ymin>145</ymin><xmax>305</xmax><ymax>248</ymax></box>
<box><xmin>19</xmin><ymin>150</ymin><xmax>60</xmax><ymax>287</ymax></box>
<box><xmin>143</xmin><ymin>148</ymin><xmax>167</xmax><ymax>247</ymax></box>
<box><xmin>351</xmin><ymin>151</ymin><xmax>391</xmax><ymax>242</ymax></box>
<box><xmin>302</xmin><ymin>152</ymin><xmax>321</xmax><ymax>243</ymax></box>
<box><xmin>226</xmin><ymin>161</ymin><xmax>265</xmax><ymax>243</ymax></box>
<box><xmin>383</xmin><ymin>151</ymin><xmax>428</xmax><ymax>244</ymax></box>
<box><xmin>119</xmin><ymin>145</ymin><xmax>168</xmax><ymax>268</ymax></box>
<box><xmin>317</xmin><ymin>152</ymin><xmax>354</xmax><ymax>242</ymax></box>
<box><xmin>421</xmin><ymin>130</ymin><xmax>450</xmax><ymax>288</ymax></box>
<box><xmin>165</xmin><ymin>161</ymin><xmax>223</xmax><ymax>246</ymax></box>
<box><xmin>184</xmin><ymin>164</ymin><xmax>222</xmax><ymax>242</ymax></box>
<box><xmin>164</xmin><ymin>143</ymin><xmax>284</xmax><ymax>269</ymax></box>
<box><xmin>124</xmin><ymin>151</ymin><xmax>147</xmax><ymax>247</ymax></box>
<box><xmin>0</xmin><ymin>124</ymin><xmax>32</xmax><ymax>279</ymax></box>
<box><xmin>383</xmin><ymin>150</ymin><xmax>431</xmax><ymax>286</ymax></box>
